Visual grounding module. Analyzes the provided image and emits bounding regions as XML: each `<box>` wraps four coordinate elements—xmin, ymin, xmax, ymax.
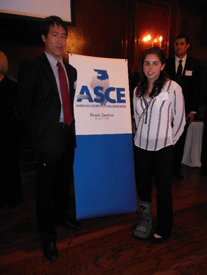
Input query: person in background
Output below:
<box><xmin>0</xmin><ymin>51</ymin><xmax>23</xmax><ymax>209</ymax></box>
<box><xmin>165</xmin><ymin>35</ymin><xmax>201</xmax><ymax>179</ymax></box>
<box><xmin>18</xmin><ymin>16</ymin><xmax>80</xmax><ymax>263</ymax></box>
<box><xmin>133</xmin><ymin>47</ymin><xmax>185</xmax><ymax>243</ymax></box>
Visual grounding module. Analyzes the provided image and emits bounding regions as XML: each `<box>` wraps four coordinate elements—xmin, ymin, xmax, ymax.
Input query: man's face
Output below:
<box><xmin>42</xmin><ymin>23</ymin><xmax>67</xmax><ymax>61</ymax></box>
<box><xmin>174</xmin><ymin>38</ymin><xmax>189</xmax><ymax>59</ymax></box>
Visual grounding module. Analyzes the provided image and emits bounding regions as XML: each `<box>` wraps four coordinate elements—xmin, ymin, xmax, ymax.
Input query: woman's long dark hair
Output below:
<box><xmin>135</xmin><ymin>47</ymin><xmax>168</xmax><ymax>98</ymax></box>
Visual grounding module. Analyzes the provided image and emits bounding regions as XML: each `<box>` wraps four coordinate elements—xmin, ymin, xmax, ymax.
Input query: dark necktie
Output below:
<box><xmin>57</xmin><ymin>61</ymin><xmax>73</xmax><ymax>126</ymax></box>
<box><xmin>176</xmin><ymin>59</ymin><xmax>183</xmax><ymax>84</ymax></box>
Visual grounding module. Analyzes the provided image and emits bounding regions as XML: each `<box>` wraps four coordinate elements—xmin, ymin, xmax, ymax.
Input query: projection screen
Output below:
<box><xmin>0</xmin><ymin>0</ymin><xmax>74</xmax><ymax>23</ymax></box>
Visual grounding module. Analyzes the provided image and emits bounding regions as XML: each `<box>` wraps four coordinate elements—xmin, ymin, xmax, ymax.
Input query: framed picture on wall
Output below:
<box><xmin>0</xmin><ymin>0</ymin><xmax>75</xmax><ymax>25</ymax></box>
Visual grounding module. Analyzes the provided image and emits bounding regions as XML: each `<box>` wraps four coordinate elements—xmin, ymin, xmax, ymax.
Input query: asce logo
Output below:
<box><xmin>77</xmin><ymin>69</ymin><xmax>126</xmax><ymax>104</ymax></box>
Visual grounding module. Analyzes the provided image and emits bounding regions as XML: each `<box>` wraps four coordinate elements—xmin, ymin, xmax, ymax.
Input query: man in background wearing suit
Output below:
<box><xmin>165</xmin><ymin>34</ymin><xmax>201</xmax><ymax>179</ymax></box>
<box><xmin>18</xmin><ymin>16</ymin><xmax>80</xmax><ymax>262</ymax></box>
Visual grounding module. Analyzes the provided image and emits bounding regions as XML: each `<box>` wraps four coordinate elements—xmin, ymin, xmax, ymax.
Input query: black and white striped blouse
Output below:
<box><xmin>133</xmin><ymin>80</ymin><xmax>186</xmax><ymax>151</ymax></box>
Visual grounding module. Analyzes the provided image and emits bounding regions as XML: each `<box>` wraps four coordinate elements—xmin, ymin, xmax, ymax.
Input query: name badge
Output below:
<box><xmin>156</xmin><ymin>92</ymin><xmax>169</xmax><ymax>102</ymax></box>
<box><xmin>185</xmin><ymin>70</ymin><xmax>193</xmax><ymax>76</ymax></box>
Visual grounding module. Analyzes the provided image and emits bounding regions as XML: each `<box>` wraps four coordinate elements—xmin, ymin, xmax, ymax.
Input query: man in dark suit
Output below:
<box><xmin>18</xmin><ymin>16</ymin><xmax>80</xmax><ymax>262</ymax></box>
<box><xmin>165</xmin><ymin>34</ymin><xmax>201</xmax><ymax>179</ymax></box>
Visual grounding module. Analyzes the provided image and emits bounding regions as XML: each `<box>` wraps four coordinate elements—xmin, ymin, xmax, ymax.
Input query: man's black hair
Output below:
<box><xmin>39</xmin><ymin>15</ymin><xmax>68</xmax><ymax>38</ymax></box>
<box><xmin>175</xmin><ymin>34</ymin><xmax>190</xmax><ymax>44</ymax></box>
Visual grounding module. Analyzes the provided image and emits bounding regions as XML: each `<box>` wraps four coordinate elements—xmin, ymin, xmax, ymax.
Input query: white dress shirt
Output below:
<box><xmin>175</xmin><ymin>54</ymin><xmax>187</xmax><ymax>75</ymax></box>
<box><xmin>45</xmin><ymin>52</ymin><xmax>70</xmax><ymax>122</ymax></box>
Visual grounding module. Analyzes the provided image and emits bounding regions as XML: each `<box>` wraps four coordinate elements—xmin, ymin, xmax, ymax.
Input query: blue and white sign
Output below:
<box><xmin>69</xmin><ymin>54</ymin><xmax>137</xmax><ymax>220</ymax></box>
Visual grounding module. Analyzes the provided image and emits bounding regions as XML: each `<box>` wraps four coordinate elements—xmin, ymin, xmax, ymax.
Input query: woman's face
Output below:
<box><xmin>143</xmin><ymin>53</ymin><xmax>165</xmax><ymax>82</ymax></box>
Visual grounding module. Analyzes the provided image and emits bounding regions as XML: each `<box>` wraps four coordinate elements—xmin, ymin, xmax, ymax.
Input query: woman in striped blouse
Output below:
<box><xmin>133</xmin><ymin>47</ymin><xmax>185</xmax><ymax>243</ymax></box>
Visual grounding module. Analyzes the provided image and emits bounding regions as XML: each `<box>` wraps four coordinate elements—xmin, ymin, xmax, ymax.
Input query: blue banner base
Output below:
<box><xmin>74</xmin><ymin>134</ymin><xmax>138</xmax><ymax>220</ymax></box>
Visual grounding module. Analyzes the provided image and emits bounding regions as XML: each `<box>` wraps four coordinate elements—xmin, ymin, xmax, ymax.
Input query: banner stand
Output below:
<box><xmin>69</xmin><ymin>54</ymin><xmax>137</xmax><ymax>220</ymax></box>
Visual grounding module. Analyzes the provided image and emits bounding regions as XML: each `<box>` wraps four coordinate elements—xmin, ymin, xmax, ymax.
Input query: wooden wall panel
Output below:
<box><xmin>133</xmin><ymin>0</ymin><xmax>171</xmax><ymax>72</ymax></box>
<box><xmin>67</xmin><ymin>0</ymin><xmax>124</xmax><ymax>58</ymax></box>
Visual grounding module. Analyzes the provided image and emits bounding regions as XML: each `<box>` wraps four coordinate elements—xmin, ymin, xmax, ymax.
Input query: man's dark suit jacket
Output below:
<box><xmin>165</xmin><ymin>56</ymin><xmax>201</xmax><ymax>115</ymax></box>
<box><xmin>18</xmin><ymin>53</ymin><xmax>77</xmax><ymax>165</ymax></box>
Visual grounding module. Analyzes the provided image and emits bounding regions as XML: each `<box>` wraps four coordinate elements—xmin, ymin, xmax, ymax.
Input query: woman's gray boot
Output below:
<box><xmin>134</xmin><ymin>201</ymin><xmax>152</xmax><ymax>239</ymax></box>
